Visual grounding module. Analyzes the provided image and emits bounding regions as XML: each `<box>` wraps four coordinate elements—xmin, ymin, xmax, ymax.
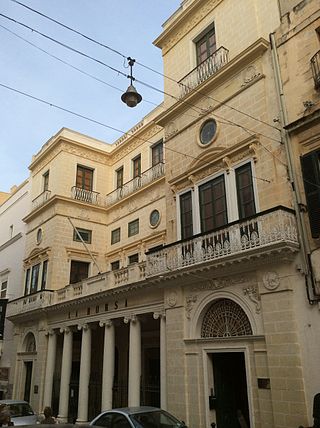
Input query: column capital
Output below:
<box><xmin>77</xmin><ymin>323</ymin><xmax>89</xmax><ymax>331</ymax></box>
<box><xmin>124</xmin><ymin>314</ymin><xmax>138</xmax><ymax>324</ymax></box>
<box><xmin>60</xmin><ymin>326</ymin><xmax>71</xmax><ymax>334</ymax></box>
<box><xmin>153</xmin><ymin>311</ymin><xmax>166</xmax><ymax>320</ymax></box>
<box><xmin>45</xmin><ymin>328</ymin><xmax>56</xmax><ymax>336</ymax></box>
<box><xmin>99</xmin><ymin>319</ymin><xmax>113</xmax><ymax>328</ymax></box>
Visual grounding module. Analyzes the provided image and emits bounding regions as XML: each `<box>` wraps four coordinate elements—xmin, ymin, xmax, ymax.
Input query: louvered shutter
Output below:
<box><xmin>301</xmin><ymin>151</ymin><xmax>320</xmax><ymax>238</ymax></box>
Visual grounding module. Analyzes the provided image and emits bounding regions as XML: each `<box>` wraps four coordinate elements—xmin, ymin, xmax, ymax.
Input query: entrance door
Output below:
<box><xmin>212</xmin><ymin>352</ymin><xmax>250</xmax><ymax>428</ymax></box>
<box><xmin>23</xmin><ymin>361</ymin><xmax>33</xmax><ymax>402</ymax></box>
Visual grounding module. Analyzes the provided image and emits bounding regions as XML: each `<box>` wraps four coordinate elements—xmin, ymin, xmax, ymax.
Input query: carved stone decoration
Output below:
<box><xmin>186</xmin><ymin>295</ymin><xmax>198</xmax><ymax>320</ymax></box>
<box><xmin>241</xmin><ymin>65</ymin><xmax>261</xmax><ymax>87</ymax></box>
<box><xmin>191</xmin><ymin>276</ymin><xmax>247</xmax><ymax>291</ymax></box>
<box><xmin>243</xmin><ymin>286</ymin><xmax>261</xmax><ymax>314</ymax></box>
<box><xmin>263</xmin><ymin>271</ymin><xmax>280</xmax><ymax>291</ymax></box>
<box><xmin>249</xmin><ymin>144</ymin><xmax>258</xmax><ymax>163</ymax></box>
<box><xmin>167</xmin><ymin>291</ymin><xmax>178</xmax><ymax>307</ymax></box>
<box><xmin>165</xmin><ymin>121</ymin><xmax>178</xmax><ymax>138</ymax></box>
<box><xmin>223</xmin><ymin>156</ymin><xmax>232</xmax><ymax>173</ymax></box>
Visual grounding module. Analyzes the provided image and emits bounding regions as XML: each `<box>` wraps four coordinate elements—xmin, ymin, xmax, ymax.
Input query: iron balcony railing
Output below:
<box><xmin>146</xmin><ymin>206</ymin><xmax>298</xmax><ymax>276</ymax></box>
<box><xmin>71</xmin><ymin>186</ymin><xmax>100</xmax><ymax>204</ymax></box>
<box><xmin>311</xmin><ymin>51</ymin><xmax>320</xmax><ymax>89</ymax></box>
<box><xmin>179</xmin><ymin>46</ymin><xmax>229</xmax><ymax>98</ymax></box>
<box><xmin>106</xmin><ymin>162</ymin><xmax>165</xmax><ymax>206</ymax></box>
<box><xmin>32</xmin><ymin>190</ymin><xmax>51</xmax><ymax>210</ymax></box>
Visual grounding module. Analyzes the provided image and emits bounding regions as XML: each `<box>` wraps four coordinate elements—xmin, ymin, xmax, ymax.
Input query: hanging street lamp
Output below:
<box><xmin>121</xmin><ymin>57</ymin><xmax>142</xmax><ymax>108</ymax></box>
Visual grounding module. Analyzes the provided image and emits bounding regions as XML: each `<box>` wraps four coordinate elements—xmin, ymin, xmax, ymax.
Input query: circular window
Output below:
<box><xmin>150</xmin><ymin>210</ymin><xmax>160</xmax><ymax>228</ymax></box>
<box><xmin>36</xmin><ymin>228</ymin><xmax>42</xmax><ymax>245</ymax></box>
<box><xmin>199</xmin><ymin>119</ymin><xmax>217</xmax><ymax>146</ymax></box>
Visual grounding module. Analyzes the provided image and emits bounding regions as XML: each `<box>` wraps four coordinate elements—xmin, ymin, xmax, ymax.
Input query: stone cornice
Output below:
<box><xmin>0</xmin><ymin>233</ymin><xmax>22</xmax><ymax>253</ymax></box>
<box><xmin>154</xmin><ymin>0</ymin><xmax>223</xmax><ymax>54</ymax></box>
<box><xmin>156</xmin><ymin>38</ymin><xmax>269</xmax><ymax>125</ymax></box>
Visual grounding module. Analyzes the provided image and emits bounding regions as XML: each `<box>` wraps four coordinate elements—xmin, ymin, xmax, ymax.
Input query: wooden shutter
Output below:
<box><xmin>301</xmin><ymin>151</ymin><xmax>320</xmax><ymax>238</ymax></box>
<box><xmin>180</xmin><ymin>191</ymin><xmax>193</xmax><ymax>239</ymax></box>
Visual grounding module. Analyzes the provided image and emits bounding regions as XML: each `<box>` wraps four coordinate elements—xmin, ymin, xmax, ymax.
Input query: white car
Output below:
<box><xmin>0</xmin><ymin>400</ymin><xmax>38</xmax><ymax>425</ymax></box>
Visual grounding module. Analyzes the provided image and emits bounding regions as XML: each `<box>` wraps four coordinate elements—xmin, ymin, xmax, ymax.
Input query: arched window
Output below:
<box><xmin>24</xmin><ymin>332</ymin><xmax>36</xmax><ymax>353</ymax></box>
<box><xmin>201</xmin><ymin>298</ymin><xmax>252</xmax><ymax>338</ymax></box>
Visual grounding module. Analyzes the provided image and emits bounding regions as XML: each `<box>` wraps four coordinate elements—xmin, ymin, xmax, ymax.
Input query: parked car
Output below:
<box><xmin>0</xmin><ymin>400</ymin><xmax>38</xmax><ymax>425</ymax></box>
<box><xmin>90</xmin><ymin>406</ymin><xmax>187</xmax><ymax>428</ymax></box>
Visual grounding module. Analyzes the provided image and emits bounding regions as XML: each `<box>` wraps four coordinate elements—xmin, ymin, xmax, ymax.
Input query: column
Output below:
<box><xmin>58</xmin><ymin>327</ymin><xmax>73</xmax><ymax>422</ymax></box>
<box><xmin>43</xmin><ymin>329</ymin><xmax>57</xmax><ymax>408</ymax></box>
<box><xmin>77</xmin><ymin>324</ymin><xmax>92</xmax><ymax>423</ymax></box>
<box><xmin>100</xmin><ymin>320</ymin><xmax>115</xmax><ymax>411</ymax></box>
<box><xmin>154</xmin><ymin>312</ymin><xmax>167</xmax><ymax>410</ymax></box>
<box><xmin>125</xmin><ymin>315</ymin><xmax>141</xmax><ymax>407</ymax></box>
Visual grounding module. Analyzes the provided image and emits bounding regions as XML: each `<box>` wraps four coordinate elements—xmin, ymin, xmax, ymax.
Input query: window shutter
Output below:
<box><xmin>301</xmin><ymin>152</ymin><xmax>320</xmax><ymax>238</ymax></box>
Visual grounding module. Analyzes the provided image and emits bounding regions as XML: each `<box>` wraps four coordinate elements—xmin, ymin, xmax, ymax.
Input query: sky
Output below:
<box><xmin>0</xmin><ymin>0</ymin><xmax>181</xmax><ymax>192</ymax></box>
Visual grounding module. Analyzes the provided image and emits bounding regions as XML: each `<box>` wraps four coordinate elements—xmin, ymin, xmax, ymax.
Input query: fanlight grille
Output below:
<box><xmin>201</xmin><ymin>298</ymin><xmax>252</xmax><ymax>338</ymax></box>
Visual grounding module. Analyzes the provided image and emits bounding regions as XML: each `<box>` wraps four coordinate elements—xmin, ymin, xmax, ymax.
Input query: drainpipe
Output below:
<box><xmin>269</xmin><ymin>32</ymin><xmax>319</xmax><ymax>304</ymax></box>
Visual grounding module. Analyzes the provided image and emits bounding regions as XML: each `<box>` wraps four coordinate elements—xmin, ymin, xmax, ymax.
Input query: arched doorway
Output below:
<box><xmin>202</xmin><ymin>298</ymin><xmax>252</xmax><ymax>428</ymax></box>
<box><xmin>22</xmin><ymin>333</ymin><xmax>36</xmax><ymax>403</ymax></box>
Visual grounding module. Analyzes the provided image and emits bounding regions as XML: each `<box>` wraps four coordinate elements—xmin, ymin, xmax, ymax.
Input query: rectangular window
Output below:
<box><xmin>235</xmin><ymin>163</ymin><xmax>256</xmax><ymax>219</ymax></box>
<box><xmin>152</xmin><ymin>141</ymin><xmax>163</xmax><ymax>166</ymax></box>
<box><xmin>196</xmin><ymin>25</ymin><xmax>216</xmax><ymax>64</ymax></box>
<box><xmin>24</xmin><ymin>268</ymin><xmax>30</xmax><ymax>295</ymax></box>
<box><xmin>41</xmin><ymin>260</ymin><xmax>48</xmax><ymax>290</ymax></box>
<box><xmin>128</xmin><ymin>253</ymin><xmax>139</xmax><ymax>264</ymax></box>
<box><xmin>70</xmin><ymin>261</ymin><xmax>90</xmax><ymax>284</ymax></box>
<box><xmin>116</xmin><ymin>167</ymin><xmax>124</xmax><ymax>189</ymax></box>
<box><xmin>0</xmin><ymin>281</ymin><xmax>7</xmax><ymax>298</ymax></box>
<box><xmin>30</xmin><ymin>263</ymin><xmax>40</xmax><ymax>294</ymax></box>
<box><xmin>73</xmin><ymin>228</ymin><xmax>92</xmax><ymax>244</ymax></box>
<box><xmin>132</xmin><ymin>155</ymin><xmax>141</xmax><ymax>178</ymax></box>
<box><xmin>76</xmin><ymin>165</ymin><xmax>93</xmax><ymax>190</ymax></box>
<box><xmin>43</xmin><ymin>171</ymin><xmax>49</xmax><ymax>191</ymax></box>
<box><xmin>111</xmin><ymin>260</ymin><xmax>120</xmax><ymax>271</ymax></box>
<box><xmin>128</xmin><ymin>219</ymin><xmax>139</xmax><ymax>237</ymax></box>
<box><xmin>111</xmin><ymin>228</ymin><xmax>121</xmax><ymax>244</ymax></box>
<box><xmin>199</xmin><ymin>175</ymin><xmax>227</xmax><ymax>233</ymax></box>
<box><xmin>301</xmin><ymin>150</ymin><xmax>320</xmax><ymax>238</ymax></box>
<box><xmin>180</xmin><ymin>191</ymin><xmax>193</xmax><ymax>240</ymax></box>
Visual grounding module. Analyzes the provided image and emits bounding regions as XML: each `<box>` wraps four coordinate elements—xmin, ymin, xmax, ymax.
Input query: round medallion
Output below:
<box><xmin>150</xmin><ymin>209</ymin><xmax>160</xmax><ymax>228</ymax></box>
<box><xmin>199</xmin><ymin>119</ymin><xmax>217</xmax><ymax>146</ymax></box>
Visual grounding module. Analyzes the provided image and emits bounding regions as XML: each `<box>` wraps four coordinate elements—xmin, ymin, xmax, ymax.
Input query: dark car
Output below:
<box><xmin>90</xmin><ymin>406</ymin><xmax>187</xmax><ymax>428</ymax></box>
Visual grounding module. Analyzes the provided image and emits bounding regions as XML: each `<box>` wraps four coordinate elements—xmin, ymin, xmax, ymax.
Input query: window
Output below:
<box><xmin>199</xmin><ymin>175</ymin><xmax>227</xmax><ymax>233</ymax></box>
<box><xmin>111</xmin><ymin>260</ymin><xmax>120</xmax><ymax>271</ymax></box>
<box><xmin>116</xmin><ymin>167</ymin><xmax>124</xmax><ymax>189</ymax></box>
<box><xmin>235</xmin><ymin>163</ymin><xmax>256</xmax><ymax>219</ymax></box>
<box><xmin>76</xmin><ymin>165</ymin><xmax>93</xmax><ymax>190</ymax></box>
<box><xmin>128</xmin><ymin>219</ymin><xmax>139</xmax><ymax>237</ymax></box>
<box><xmin>180</xmin><ymin>191</ymin><xmax>193</xmax><ymax>239</ymax></box>
<box><xmin>70</xmin><ymin>261</ymin><xmax>90</xmax><ymax>284</ymax></box>
<box><xmin>111</xmin><ymin>228</ymin><xmax>121</xmax><ymax>244</ymax></box>
<box><xmin>30</xmin><ymin>264</ymin><xmax>40</xmax><ymax>294</ymax></box>
<box><xmin>132</xmin><ymin>155</ymin><xmax>141</xmax><ymax>178</ymax></box>
<box><xmin>43</xmin><ymin>171</ymin><xmax>49</xmax><ymax>191</ymax></box>
<box><xmin>150</xmin><ymin>209</ymin><xmax>160</xmax><ymax>227</ymax></box>
<box><xmin>41</xmin><ymin>260</ymin><xmax>48</xmax><ymax>290</ymax></box>
<box><xmin>152</xmin><ymin>141</ymin><xmax>163</xmax><ymax>166</ymax></box>
<box><xmin>196</xmin><ymin>25</ymin><xmax>216</xmax><ymax>64</ymax></box>
<box><xmin>0</xmin><ymin>281</ymin><xmax>7</xmax><ymax>298</ymax></box>
<box><xmin>199</xmin><ymin>119</ymin><xmax>217</xmax><ymax>146</ymax></box>
<box><xmin>24</xmin><ymin>268</ymin><xmax>30</xmax><ymax>295</ymax></box>
<box><xmin>128</xmin><ymin>253</ymin><xmax>139</xmax><ymax>264</ymax></box>
<box><xmin>73</xmin><ymin>228</ymin><xmax>92</xmax><ymax>244</ymax></box>
<box><xmin>301</xmin><ymin>150</ymin><xmax>320</xmax><ymax>238</ymax></box>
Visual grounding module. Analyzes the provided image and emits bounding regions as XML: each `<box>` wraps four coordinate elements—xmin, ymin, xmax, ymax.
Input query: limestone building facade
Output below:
<box><xmin>5</xmin><ymin>1</ymin><xmax>320</xmax><ymax>428</ymax></box>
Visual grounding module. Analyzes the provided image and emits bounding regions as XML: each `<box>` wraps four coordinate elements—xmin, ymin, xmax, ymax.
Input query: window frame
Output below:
<box><xmin>43</xmin><ymin>170</ymin><xmax>49</xmax><ymax>192</ymax></box>
<box><xmin>76</xmin><ymin>165</ymin><xmax>94</xmax><ymax>191</ymax></box>
<box><xmin>132</xmin><ymin>155</ymin><xmax>141</xmax><ymax>178</ymax></box>
<box><xmin>128</xmin><ymin>253</ymin><xmax>139</xmax><ymax>265</ymax></box>
<box><xmin>128</xmin><ymin>219</ymin><xmax>139</xmax><ymax>237</ymax></box>
<box><xmin>111</xmin><ymin>260</ymin><xmax>120</xmax><ymax>271</ymax></box>
<box><xmin>73</xmin><ymin>228</ymin><xmax>92</xmax><ymax>244</ymax></box>
<box><xmin>179</xmin><ymin>191</ymin><xmax>194</xmax><ymax>240</ymax></box>
<box><xmin>151</xmin><ymin>141</ymin><xmax>164</xmax><ymax>166</ymax></box>
<box><xmin>69</xmin><ymin>260</ymin><xmax>90</xmax><ymax>285</ymax></box>
<box><xmin>0</xmin><ymin>281</ymin><xmax>7</xmax><ymax>298</ymax></box>
<box><xmin>194</xmin><ymin>23</ymin><xmax>216</xmax><ymax>65</ymax></box>
<box><xmin>111</xmin><ymin>227</ymin><xmax>121</xmax><ymax>244</ymax></box>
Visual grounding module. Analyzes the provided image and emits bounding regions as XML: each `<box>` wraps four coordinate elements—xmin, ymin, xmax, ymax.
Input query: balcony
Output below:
<box><xmin>106</xmin><ymin>162</ymin><xmax>165</xmax><ymax>206</ymax></box>
<box><xmin>146</xmin><ymin>207</ymin><xmax>299</xmax><ymax>277</ymax></box>
<box><xmin>71</xmin><ymin>186</ymin><xmax>100</xmax><ymax>205</ymax></box>
<box><xmin>311</xmin><ymin>51</ymin><xmax>320</xmax><ymax>90</ymax></box>
<box><xmin>32</xmin><ymin>190</ymin><xmax>51</xmax><ymax>210</ymax></box>
<box><xmin>179</xmin><ymin>46</ymin><xmax>229</xmax><ymax>98</ymax></box>
<box><xmin>6</xmin><ymin>290</ymin><xmax>54</xmax><ymax>318</ymax></box>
